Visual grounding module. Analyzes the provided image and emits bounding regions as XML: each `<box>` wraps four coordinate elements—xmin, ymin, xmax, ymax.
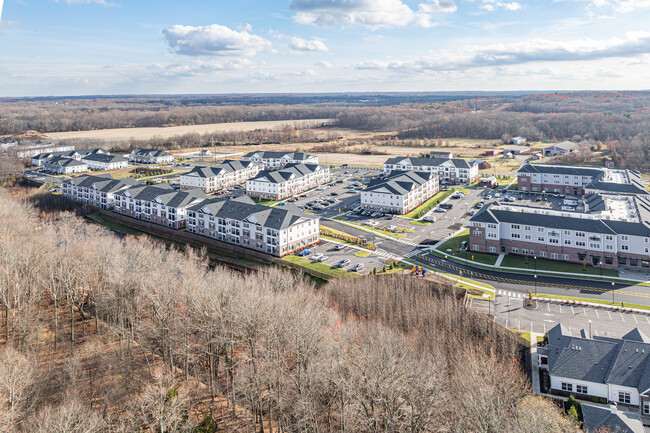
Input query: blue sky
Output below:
<box><xmin>0</xmin><ymin>0</ymin><xmax>649</xmax><ymax>96</ymax></box>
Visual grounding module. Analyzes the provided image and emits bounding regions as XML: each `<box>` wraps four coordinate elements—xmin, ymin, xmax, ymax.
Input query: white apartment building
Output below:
<box><xmin>361</xmin><ymin>171</ymin><xmax>439</xmax><ymax>215</ymax></box>
<box><xmin>41</xmin><ymin>156</ymin><xmax>88</xmax><ymax>175</ymax></box>
<box><xmin>15</xmin><ymin>143</ymin><xmax>75</xmax><ymax>159</ymax></box>
<box><xmin>128</xmin><ymin>149</ymin><xmax>174</xmax><ymax>164</ymax></box>
<box><xmin>62</xmin><ymin>174</ymin><xmax>137</xmax><ymax>210</ymax></box>
<box><xmin>469</xmin><ymin>194</ymin><xmax>650</xmax><ymax>271</ymax></box>
<box><xmin>180</xmin><ymin>160</ymin><xmax>262</xmax><ymax>193</ymax></box>
<box><xmin>81</xmin><ymin>154</ymin><xmax>129</xmax><ymax>171</ymax></box>
<box><xmin>246</xmin><ymin>163</ymin><xmax>330</xmax><ymax>200</ymax></box>
<box><xmin>241</xmin><ymin>151</ymin><xmax>318</xmax><ymax>169</ymax></box>
<box><xmin>187</xmin><ymin>195</ymin><xmax>320</xmax><ymax>256</ymax></box>
<box><xmin>383</xmin><ymin>157</ymin><xmax>479</xmax><ymax>184</ymax></box>
<box><xmin>114</xmin><ymin>185</ymin><xmax>207</xmax><ymax>229</ymax></box>
<box><xmin>32</xmin><ymin>148</ymin><xmax>108</xmax><ymax>166</ymax></box>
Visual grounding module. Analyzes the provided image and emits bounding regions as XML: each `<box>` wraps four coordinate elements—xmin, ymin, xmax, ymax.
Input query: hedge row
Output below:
<box><xmin>320</xmin><ymin>228</ymin><xmax>377</xmax><ymax>250</ymax></box>
<box><xmin>411</xmin><ymin>189</ymin><xmax>455</xmax><ymax>219</ymax></box>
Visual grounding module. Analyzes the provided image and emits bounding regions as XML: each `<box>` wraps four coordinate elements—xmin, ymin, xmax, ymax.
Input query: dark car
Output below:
<box><xmin>331</xmin><ymin>192</ymin><xmax>339</xmax><ymax>196</ymax></box>
<box><xmin>439</xmin><ymin>203</ymin><xmax>453</xmax><ymax>209</ymax></box>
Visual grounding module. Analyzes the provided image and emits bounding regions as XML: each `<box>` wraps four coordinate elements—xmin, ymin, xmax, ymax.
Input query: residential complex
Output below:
<box><xmin>539</xmin><ymin>323</ymin><xmax>650</xmax><ymax>422</ymax></box>
<box><xmin>517</xmin><ymin>164</ymin><xmax>647</xmax><ymax>196</ymax></box>
<box><xmin>246</xmin><ymin>163</ymin><xmax>330</xmax><ymax>200</ymax></box>
<box><xmin>62</xmin><ymin>174</ymin><xmax>137</xmax><ymax>209</ymax></box>
<box><xmin>41</xmin><ymin>156</ymin><xmax>88</xmax><ymax>174</ymax></box>
<box><xmin>128</xmin><ymin>149</ymin><xmax>174</xmax><ymax>164</ymax></box>
<box><xmin>241</xmin><ymin>151</ymin><xmax>318</xmax><ymax>169</ymax></box>
<box><xmin>469</xmin><ymin>193</ymin><xmax>650</xmax><ymax>271</ymax></box>
<box><xmin>81</xmin><ymin>153</ymin><xmax>129</xmax><ymax>171</ymax></box>
<box><xmin>187</xmin><ymin>196</ymin><xmax>320</xmax><ymax>256</ymax></box>
<box><xmin>15</xmin><ymin>143</ymin><xmax>75</xmax><ymax>159</ymax></box>
<box><xmin>383</xmin><ymin>157</ymin><xmax>479</xmax><ymax>184</ymax></box>
<box><xmin>180</xmin><ymin>160</ymin><xmax>262</xmax><ymax>193</ymax></box>
<box><xmin>361</xmin><ymin>170</ymin><xmax>439</xmax><ymax>215</ymax></box>
<box><xmin>32</xmin><ymin>148</ymin><xmax>108</xmax><ymax>166</ymax></box>
<box><xmin>114</xmin><ymin>184</ymin><xmax>207</xmax><ymax>229</ymax></box>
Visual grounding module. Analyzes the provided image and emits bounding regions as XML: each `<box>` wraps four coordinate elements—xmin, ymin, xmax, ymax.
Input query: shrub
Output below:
<box><xmin>567</xmin><ymin>405</ymin><xmax>578</xmax><ymax>422</ymax></box>
<box><xmin>599</xmin><ymin>398</ymin><xmax>607</xmax><ymax>404</ymax></box>
<box><xmin>194</xmin><ymin>415</ymin><xmax>218</xmax><ymax>433</ymax></box>
<box><xmin>592</xmin><ymin>397</ymin><xmax>599</xmax><ymax>403</ymax></box>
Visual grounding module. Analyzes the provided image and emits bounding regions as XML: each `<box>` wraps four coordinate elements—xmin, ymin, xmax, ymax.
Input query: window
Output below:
<box><xmin>522</xmin><ymin>249</ymin><xmax>529</xmax><ymax>254</ymax></box>
<box><xmin>538</xmin><ymin>237</ymin><xmax>545</xmax><ymax>242</ymax></box>
<box><xmin>564</xmin><ymin>240</ymin><xmax>572</xmax><ymax>245</ymax></box>
<box><xmin>562</xmin><ymin>254</ymin><xmax>569</xmax><ymax>261</ymax></box>
<box><xmin>473</xmin><ymin>230</ymin><xmax>482</xmax><ymax>237</ymax></box>
<box><xmin>576</xmin><ymin>385</ymin><xmax>588</xmax><ymax>394</ymax></box>
<box><xmin>561</xmin><ymin>383</ymin><xmax>573</xmax><ymax>392</ymax></box>
<box><xmin>538</xmin><ymin>227</ymin><xmax>544</xmax><ymax>232</ymax></box>
<box><xmin>622</xmin><ymin>245</ymin><xmax>629</xmax><ymax>251</ymax></box>
<box><xmin>550</xmin><ymin>238</ymin><xmax>559</xmax><ymax>244</ymax></box>
<box><xmin>512</xmin><ymin>248</ymin><xmax>519</xmax><ymax>253</ymax></box>
<box><xmin>489</xmin><ymin>247</ymin><xmax>496</xmax><ymax>253</ymax></box>
<box><xmin>621</xmin><ymin>235</ymin><xmax>629</xmax><ymax>241</ymax></box>
<box><xmin>619</xmin><ymin>392</ymin><xmax>631</xmax><ymax>404</ymax></box>
<box><xmin>525</xmin><ymin>226</ymin><xmax>531</xmax><ymax>231</ymax></box>
<box><xmin>644</xmin><ymin>401</ymin><xmax>650</xmax><ymax>415</ymax></box>
<box><xmin>512</xmin><ymin>233</ymin><xmax>521</xmax><ymax>239</ymax></box>
<box><xmin>551</xmin><ymin>253</ymin><xmax>559</xmax><ymax>259</ymax></box>
<box><xmin>540</xmin><ymin>251</ymin><xmax>547</xmax><ymax>257</ymax></box>
<box><xmin>511</xmin><ymin>224</ymin><xmax>520</xmax><ymax>230</ymax></box>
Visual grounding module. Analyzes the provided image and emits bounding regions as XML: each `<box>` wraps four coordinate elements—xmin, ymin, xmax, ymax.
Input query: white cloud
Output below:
<box><xmin>560</xmin><ymin>0</ymin><xmax>650</xmax><ymax>12</ymax></box>
<box><xmin>355</xmin><ymin>31</ymin><xmax>650</xmax><ymax>71</ymax></box>
<box><xmin>290</xmin><ymin>0</ymin><xmax>456</xmax><ymax>28</ymax></box>
<box><xmin>162</xmin><ymin>24</ymin><xmax>273</xmax><ymax>57</ymax></box>
<box><xmin>54</xmin><ymin>0</ymin><xmax>116</xmax><ymax>6</ymax></box>
<box><xmin>289</xmin><ymin>36</ymin><xmax>328</xmax><ymax>52</ymax></box>
<box><xmin>479</xmin><ymin>0</ymin><xmax>522</xmax><ymax>11</ymax></box>
<box><xmin>0</xmin><ymin>0</ymin><xmax>4</xmax><ymax>22</ymax></box>
<box><xmin>315</xmin><ymin>60</ymin><xmax>333</xmax><ymax>68</ymax></box>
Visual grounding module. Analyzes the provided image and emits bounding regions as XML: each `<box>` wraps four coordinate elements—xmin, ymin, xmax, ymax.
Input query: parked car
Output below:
<box><xmin>508</xmin><ymin>197</ymin><xmax>516</xmax><ymax>202</ymax></box>
<box><xmin>278</xmin><ymin>202</ymin><xmax>287</xmax><ymax>206</ymax></box>
<box><xmin>351</xmin><ymin>263</ymin><xmax>365</xmax><ymax>272</ymax></box>
<box><xmin>334</xmin><ymin>244</ymin><xmax>346</xmax><ymax>251</ymax></box>
<box><xmin>299</xmin><ymin>194</ymin><xmax>308</xmax><ymax>198</ymax></box>
<box><xmin>434</xmin><ymin>207</ymin><xmax>446</xmax><ymax>213</ymax></box>
<box><xmin>298</xmin><ymin>249</ymin><xmax>312</xmax><ymax>257</ymax></box>
<box><xmin>460</xmin><ymin>241</ymin><xmax>468</xmax><ymax>250</ymax></box>
<box><xmin>387</xmin><ymin>215</ymin><xmax>395</xmax><ymax>220</ymax></box>
<box><xmin>439</xmin><ymin>203</ymin><xmax>453</xmax><ymax>209</ymax></box>
<box><xmin>311</xmin><ymin>253</ymin><xmax>324</xmax><ymax>261</ymax></box>
<box><xmin>469</xmin><ymin>210</ymin><xmax>476</xmax><ymax>216</ymax></box>
<box><xmin>288</xmin><ymin>197</ymin><xmax>298</xmax><ymax>202</ymax></box>
<box><xmin>494</xmin><ymin>193</ymin><xmax>501</xmax><ymax>198</ymax></box>
<box><xmin>337</xmin><ymin>259</ymin><xmax>351</xmax><ymax>268</ymax></box>
<box><xmin>422</xmin><ymin>216</ymin><xmax>436</xmax><ymax>222</ymax></box>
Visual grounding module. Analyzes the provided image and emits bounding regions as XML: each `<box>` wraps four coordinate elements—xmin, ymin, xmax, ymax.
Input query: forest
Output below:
<box><xmin>0</xmin><ymin>189</ymin><xmax>576</xmax><ymax>432</ymax></box>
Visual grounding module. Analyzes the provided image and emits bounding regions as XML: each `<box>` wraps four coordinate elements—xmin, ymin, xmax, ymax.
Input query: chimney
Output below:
<box><xmin>610</xmin><ymin>404</ymin><xmax>617</xmax><ymax>415</ymax></box>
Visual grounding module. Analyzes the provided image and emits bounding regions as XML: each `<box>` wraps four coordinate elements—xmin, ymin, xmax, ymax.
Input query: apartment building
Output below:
<box><xmin>180</xmin><ymin>160</ymin><xmax>262</xmax><ymax>193</ymax></box>
<box><xmin>114</xmin><ymin>184</ymin><xmax>207</xmax><ymax>229</ymax></box>
<box><xmin>383</xmin><ymin>157</ymin><xmax>479</xmax><ymax>184</ymax></box>
<box><xmin>128</xmin><ymin>149</ymin><xmax>174</xmax><ymax>164</ymax></box>
<box><xmin>241</xmin><ymin>151</ymin><xmax>318</xmax><ymax>169</ymax></box>
<box><xmin>246</xmin><ymin>163</ymin><xmax>330</xmax><ymax>200</ymax></box>
<box><xmin>81</xmin><ymin>153</ymin><xmax>129</xmax><ymax>171</ymax></box>
<box><xmin>15</xmin><ymin>143</ymin><xmax>75</xmax><ymax>159</ymax></box>
<box><xmin>468</xmin><ymin>194</ymin><xmax>650</xmax><ymax>271</ymax></box>
<box><xmin>539</xmin><ymin>323</ymin><xmax>650</xmax><ymax>425</ymax></box>
<box><xmin>361</xmin><ymin>170</ymin><xmax>439</xmax><ymax>214</ymax></box>
<box><xmin>187</xmin><ymin>195</ymin><xmax>320</xmax><ymax>256</ymax></box>
<box><xmin>41</xmin><ymin>156</ymin><xmax>88</xmax><ymax>175</ymax></box>
<box><xmin>62</xmin><ymin>174</ymin><xmax>138</xmax><ymax>209</ymax></box>
<box><xmin>517</xmin><ymin>164</ymin><xmax>647</xmax><ymax>196</ymax></box>
<box><xmin>32</xmin><ymin>148</ymin><xmax>108</xmax><ymax>166</ymax></box>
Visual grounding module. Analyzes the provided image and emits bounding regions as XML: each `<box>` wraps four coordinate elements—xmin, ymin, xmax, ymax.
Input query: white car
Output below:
<box><xmin>311</xmin><ymin>253</ymin><xmax>324</xmax><ymax>261</ymax></box>
<box><xmin>422</xmin><ymin>216</ymin><xmax>436</xmax><ymax>223</ymax></box>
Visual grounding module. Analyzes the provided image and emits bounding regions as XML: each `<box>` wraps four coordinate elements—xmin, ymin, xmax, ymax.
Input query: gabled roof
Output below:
<box><xmin>131</xmin><ymin>149</ymin><xmax>172</xmax><ymax>158</ymax></box>
<box><xmin>116</xmin><ymin>184</ymin><xmax>207</xmax><ymax>208</ymax></box>
<box><xmin>365</xmin><ymin>171</ymin><xmax>433</xmax><ymax>195</ymax></box>
<box><xmin>249</xmin><ymin>163</ymin><xmax>322</xmax><ymax>184</ymax></box>
<box><xmin>384</xmin><ymin>156</ymin><xmax>476</xmax><ymax>169</ymax></box>
<box><xmin>33</xmin><ymin>151</ymin><xmax>77</xmax><ymax>160</ymax></box>
<box><xmin>76</xmin><ymin>148</ymin><xmax>107</xmax><ymax>157</ymax></box>
<box><xmin>582</xmin><ymin>404</ymin><xmax>645</xmax><ymax>433</ymax></box>
<box><xmin>242</xmin><ymin>151</ymin><xmax>316</xmax><ymax>161</ymax></box>
<box><xmin>518</xmin><ymin>163</ymin><xmax>602</xmax><ymax>177</ymax></box>
<box><xmin>66</xmin><ymin>174</ymin><xmax>137</xmax><ymax>193</ymax></box>
<box><xmin>182</xmin><ymin>160</ymin><xmax>258</xmax><ymax>178</ymax></box>
<box><xmin>45</xmin><ymin>156</ymin><xmax>87</xmax><ymax>167</ymax></box>
<box><xmin>81</xmin><ymin>153</ymin><xmax>127</xmax><ymax>164</ymax></box>
<box><xmin>545</xmin><ymin>141</ymin><xmax>579</xmax><ymax>151</ymax></box>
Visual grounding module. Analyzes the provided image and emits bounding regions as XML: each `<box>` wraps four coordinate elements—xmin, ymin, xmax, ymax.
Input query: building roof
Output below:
<box><xmin>182</xmin><ymin>160</ymin><xmax>258</xmax><ymax>178</ymax></box>
<box><xmin>545</xmin><ymin>141</ymin><xmax>579</xmax><ymax>151</ymax></box>
<box><xmin>541</xmin><ymin>324</ymin><xmax>650</xmax><ymax>394</ymax></box>
<box><xmin>131</xmin><ymin>149</ymin><xmax>172</xmax><ymax>158</ymax></box>
<box><xmin>45</xmin><ymin>156</ymin><xmax>87</xmax><ymax>167</ymax></box>
<box><xmin>81</xmin><ymin>153</ymin><xmax>127</xmax><ymax>164</ymax></box>
<box><xmin>190</xmin><ymin>195</ymin><xmax>316</xmax><ymax>230</ymax></box>
<box><xmin>365</xmin><ymin>171</ymin><xmax>433</xmax><ymax>196</ymax></box>
<box><xmin>518</xmin><ymin>163</ymin><xmax>602</xmax><ymax>177</ymax></box>
<box><xmin>116</xmin><ymin>184</ymin><xmax>207</xmax><ymax>208</ymax></box>
<box><xmin>76</xmin><ymin>148</ymin><xmax>107</xmax><ymax>157</ymax></box>
<box><xmin>33</xmin><ymin>151</ymin><xmax>78</xmax><ymax>160</ymax></box>
<box><xmin>242</xmin><ymin>151</ymin><xmax>316</xmax><ymax>161</ymax></box>
<box><xmin>582</xmin><ymin>404</ymin><xmax>645</xmax><ymax>433</ymax></box>
<box><xmin>66</xmin><ymin>174</ymin><xmax>137</xmax><ymax>193</ymax></box>
<box><xmin>384</xmin><ymin>156</ymin><xmax>477</xmax><ymax>169</ymax></box>
<box><xmin>249</xmin><ymin>163</ymin><xmax>322</xmax><ymax>184</ymax></box>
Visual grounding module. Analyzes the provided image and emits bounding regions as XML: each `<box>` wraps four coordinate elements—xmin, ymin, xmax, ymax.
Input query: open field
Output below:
<box><xmin>44</xmin><ymin>118</ymin><xmax>335</xmax><ymax>142</ymax></box>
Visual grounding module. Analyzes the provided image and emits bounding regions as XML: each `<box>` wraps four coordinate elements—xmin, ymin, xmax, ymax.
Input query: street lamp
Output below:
<box><xmin>534</xmin><ymin>274</ymin><xmax>537</xmax><ymax>295</ymax></box>
<box><xmin>612</xmin><ymin>281</ymin><xmax>615</xmax><ymax>305</ymax></box>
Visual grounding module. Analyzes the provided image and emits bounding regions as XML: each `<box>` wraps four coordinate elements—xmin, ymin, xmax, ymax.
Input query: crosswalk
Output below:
<box><xmin>374</xmin><ymin>249</ymin><xmax>402</xmax><ymax>261</ymax></box>
<box><xmin>497</xmin><ymin>290</ymin><xmax>523</xmax><ymax>299</ymax></box>
<box><xmin>395</xmin><ymin>238</ymin><xmax>418</xmax><ymax>247</ymax></box>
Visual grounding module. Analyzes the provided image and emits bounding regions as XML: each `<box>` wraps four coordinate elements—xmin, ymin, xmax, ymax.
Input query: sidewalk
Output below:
<box><xmin>494</xmin><ymin>252</ymin><xmax>506</xmax><ymax>267</ymax></box>
<box><xmin>530</xmin><ymin>332</ymin><xmax>543</xmax><ymax>394</ymax></box>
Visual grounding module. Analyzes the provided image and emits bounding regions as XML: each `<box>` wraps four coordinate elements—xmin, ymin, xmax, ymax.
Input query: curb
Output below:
<box><xmin>534</xmin><ymin>297</ymin><xmax>650</xmax><ymax>315</ymax></box>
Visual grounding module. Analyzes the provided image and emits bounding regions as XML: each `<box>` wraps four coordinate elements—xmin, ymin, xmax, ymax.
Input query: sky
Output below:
<box><xmin>0</xmin><ymin>0</ymin><xmax>650</xmax><ymax>96</ymax></box>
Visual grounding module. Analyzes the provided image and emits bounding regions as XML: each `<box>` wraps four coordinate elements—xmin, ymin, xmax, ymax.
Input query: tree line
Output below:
<box><xmin>0</xmin><ymin>189</ymin><xmax>576</xmax><ymax>432</ymax></box>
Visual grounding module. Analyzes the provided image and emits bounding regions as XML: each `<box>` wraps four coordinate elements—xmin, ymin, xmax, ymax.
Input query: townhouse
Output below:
<box><xmin>32</xmin><ymin>148</ymin><xmax>108</xmax><ymax>166</ymax></box>
<box><xmin>361</xmin><ymin>170</ymin><xmax>439</xmax><ymax>215</ymax></box>
<box><xmin>81</xmin><ymin>153</ymin><xmax>129</xmax><ymax>171</ymax></box>
<box><xmin>62</xmin><ymin>174</ymin><xmax>137</xmax><ymax>210</ymax></box>
<box><xmin>114</xmin><ymin>184</ymin><xmax>207</xmax><ymax>229</ymax></box>
<box><xmin>187</xmin><ymin>195</ymin><xmax>320</xmax><ymax>256</ymax></box>
<box><xmin>246</xmin><ymin>163</ymin><xmax>330</xmax><ymax>200</ymax></box>
<box><xmin>15</xmin><ymin>143</ymin><xmax>75</xmax><ymax>159</ymax></box>
<box><xmin>517</xmin><ymin>163</ymin><xmax>647</xmax><ymax>196</ymax></box>
<box><xmin>539</xmin><ymin>323</ymin><xmax>650</xmax><ymax>425</ymax></box>
<box><xmin>180</xmin><ymin>160</ymin><xmax>263</xmax><ymax>193</ymax></box>
<box><xmin>383</xmin><ymin>157</ymin><xmax>479</xmax><ymax>185</ymax></box>
<box><xmin>128</xmin><ymin>149</ymin><xmax>174</xmax><ymax>164</ymax></box>
<box><xmin>41</xmin><ymin>156</ymin><xmax>88</xmax><ymax>175</ymax></box>
<box><xmin>468</xmin><ymin>194</ymin><xmax>650</xmax><ymax>271</ymax></box>
<box><xmin>241</xmin><ymin>151</ymin><xmax>318</xmax><ymax>169</ymax></box>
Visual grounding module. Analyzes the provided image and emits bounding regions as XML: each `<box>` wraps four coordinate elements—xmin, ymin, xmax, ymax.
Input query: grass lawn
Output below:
<box><xmin>332</xmin><ymin>215</ymin><xmax>350</xmax><ymax>221</ymax></box>
<box><xmin>436</xmin><ymin>230</ymin><xmax>499</xmax><ymax>266</ymax></box>
<box><xmin>341</xmin><ymin>221</ymin><xmax>409</xmax><ymax>239</ymax></box>
<box><xmin>500</xmin><ymin>254</ymin><xmax>619</xmax><ymax>277</ymax></box>
<box><xmin>534</xmin><ymin>294</ymin><xmax>650</xmax><ymax>312</ymax></box>
<box><xmin>404</xmin><ymin>190</ymin><xmax>453</xmax><ymax>219</ymax></box>
<box><xmin>320</xmin><ymin>227</ymin><xmax>378</xmax><ymax>250</ymax></box>
<box><xmin>252</xmin><ymin>198</ymin><xmax>280</xmax><ymax>206</ymax></box>
<box><xmin>86</xmin><ymin>212</ymin><xmax>143</xmax><ymax>236</ymax></box>
<box><xmin>282</xmin><ymin>255</ymin><xmax>360</xmax><ymax>279</ymax></box>
<box><xmin>354</xmin><ymin>250</ymin><xmax>372</xmax><ymax>257</ymax></box>
<box><xmin>377</xmin><ymin>261</ymin><xmax>410</xmax><ymax>275</ymax></box>
<box><xmin>512</xmin><ymin>330</ymin><xmax>532</xmax><ymax>345</ymax></box>
<box><xmin>410</xmin><ymin>220</ymin><xmax>430</xmax><ymax>226</ymax></box>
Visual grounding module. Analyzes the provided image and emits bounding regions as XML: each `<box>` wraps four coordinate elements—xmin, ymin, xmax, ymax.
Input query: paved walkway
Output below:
<box><xmin>494</xmin><ymin>252</ymin><xmax>506</xmax><ymax>267</ymax></box>
<box><xmin>530</xmin><ymin>332</ymin><xmax>543</xmax><ymax>394</ymax></box>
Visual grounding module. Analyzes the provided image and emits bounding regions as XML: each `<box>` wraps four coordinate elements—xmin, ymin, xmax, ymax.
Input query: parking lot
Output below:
<box><xmin>479</xmin><ymin>189</ymin><xmax>583</xmax><ymax>212</ymax></box>
<box><xmin>293</xmin><ymin>238</ymin><xmax>392</xmax><ymax>275</ymax></box>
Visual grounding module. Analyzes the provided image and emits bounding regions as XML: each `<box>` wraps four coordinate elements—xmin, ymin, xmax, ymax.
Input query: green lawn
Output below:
<box><xmin>410</xmin><ymin>220</ymin><xmax>431</xmax><ymax>226</ymax></box>
<box><xmin>534</xmin><ymin>294</ymin><xmax>650</xmax><ymax>311</ymax></box>
<box><xmin>512</xmin><ymin>330</ymin><xmax>532</xmax><ymax>345</ymax></box>
<box><xmin>500</xmin><ymin>255</ymin><xmax>619</xmax><ymax>277</ymax></box>
<box><xmin>86</xmin><ymin>212</ymin><xmax>143</xmax><ymax>236</ymax></box>
<box><xmin>282</xmin><ymin>255</ymin><xmax>360</xmax><ymax>279</ymax></box>
<box><xmin>252</xmin><ymin>198</ymin><xmax>280</xmax><ymax>206</ymax></box>
<box><xmin>436</xmin><ymin>230</ymin><xmax>499</xmax><ymax>266</ymax></box>
<box><xmin>320</xmin><ymin>227</ymin><xmax>377</xmax><ymax>250</ymax></box>
<box><xmin>404</xmin><ymin>189</ymin><xmax>455</xmax><ymax>219</ymax></box>
<box><xmin>377</xmin><ymin>261</ymin><xmax>410</xmax><ymax>275</ymax></box>
<box><xmin>354</xmin><ymin>250</ymin><xmax>372</xmax><ymax>258</ymax></box>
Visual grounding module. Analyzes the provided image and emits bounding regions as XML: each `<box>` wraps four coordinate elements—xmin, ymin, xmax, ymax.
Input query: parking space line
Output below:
<box><xmin>571</xmin><ymin>306</ymin><xmax>575</xmax><ymax>315</ymax></box>
<box><xmin>634</xmin><ymin>315</ymin><xmax>639</xmax><ymax>324</ymax></box>
<box><xmin>646</xmin><ymin>316</ymin><xmax>650</xmax><ymax>326</ymax></box>
<box><xmin>595</xmin><ymin>309</ymin><xmax>599</xmax><ymax>319</ymax></box>
<box><xmin>620</xmin><ymin>312</ymin><xmax>625</xmax><ymax>322</ymax></box>
<box><xmin>608</xmin><ymin>311</ymin><xmax>612</xmax><ymax>320</ymax></box>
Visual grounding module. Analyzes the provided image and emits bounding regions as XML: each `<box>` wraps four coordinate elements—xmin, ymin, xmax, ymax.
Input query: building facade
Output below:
<box><xmin>543</xmin><ymin>141</ymin><xmax>579</xmax><ymax>156</ymax></box>
<box><xmin>361</xmin><ymin>171</ymin><xmax>439</xmax><ymax>214</ymax></box>
<box><xmin>41</xmin><ymin>156</ymin><xmax>88</xmax><ymax>174</ymax></box>
<box><xmin>114</xmin><ymin>185</ymin><xmax>207</xmax><ymax>229</ymax></box>
<box><xmin>15</xmin><ymin>143</ymin><xmax>75</xmax><ymax>159</ymax></box>
<box><xmin>241</xmin><ymin>151</ymin><xmax>318</xmax><ymax>169</ymax></box>
<box><xmin>187</xmin><ymin>196</ymin><xmax>320</xmax><ymax>256</ymax></box>
<box><xmin>468</xmin><ymin>194</ymin><xmax>650</xmax><ymax>271</ymax></box>
<box><xmin>383</xmin><ymin>157</ymin><xmax>479</xmax><ymax>184</ymax></box>
<box><xmin>62</xmin><ymin>174</ymin><xmax>137</xmax><ymax>210</ymax></box>
<box><xmin>81</xmin><ymin>154</ymin><xmax>129</xmax><ymax>171</ymax></box>
<box><xmin>128</xmin><ymin>149</ymin><xmax>174</xmax><ymax>164</ymax></box>
<box><xmin>180</xmin><ymin>160</ymin><xmax>263</xmax><ymax>193</ymax></box>
<box><xmin>246</xmin><ymin>163</ymin><xmax>330</xmax><ymax>200</ymax></box>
